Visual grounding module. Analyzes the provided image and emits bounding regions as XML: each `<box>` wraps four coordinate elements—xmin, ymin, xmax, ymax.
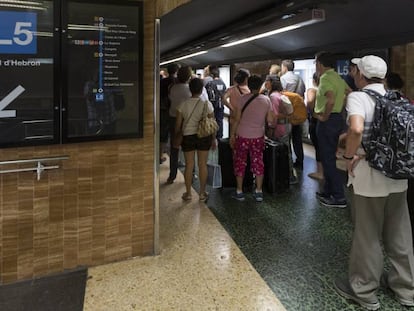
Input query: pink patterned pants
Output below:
<box><xmin>233</xmin><ymin>136</ymin><xmax>265</xmax><ymax>177</ymax></box>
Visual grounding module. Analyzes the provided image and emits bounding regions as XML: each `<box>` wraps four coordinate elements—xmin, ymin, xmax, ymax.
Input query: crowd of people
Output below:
<box><xmin>159</xmin><ymin>53</ymin><xmax>414</xmax><ymax>310</ymax></box>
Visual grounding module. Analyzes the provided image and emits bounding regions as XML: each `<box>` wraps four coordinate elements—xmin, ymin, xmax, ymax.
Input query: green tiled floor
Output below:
<box><xmin>204</xmin><ymin>156</ymin><xmax>406</xmax><ymax>311</ymax></box>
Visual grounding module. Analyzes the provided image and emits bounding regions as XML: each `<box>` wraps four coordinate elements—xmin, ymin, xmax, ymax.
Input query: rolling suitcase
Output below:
<box><xmin>263</xmin><ymin>139</ymin><xmax>290</xmax><ymax>193</ymax></box>
<box><xmin>218</xmin><ymin>138</ymin><xmax>254</xmax><ymax>190</ymax></box>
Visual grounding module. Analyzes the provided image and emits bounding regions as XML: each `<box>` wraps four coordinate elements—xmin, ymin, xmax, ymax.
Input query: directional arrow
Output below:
<box><xmin>0</xmin><ymin>85</ymin><xmax>25</xmax><ymax>118</ymax></box>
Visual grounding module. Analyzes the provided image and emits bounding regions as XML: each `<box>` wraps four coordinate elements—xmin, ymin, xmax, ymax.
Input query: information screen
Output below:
<box><xmin>65</xmin><ymin>1</ymin><xmax>143</xmax><ymax>140</ymax></box>
<box><xmin>0</xmin><ymin>4</ymin><xmax>55</xmax><ymax>146</ymax></box>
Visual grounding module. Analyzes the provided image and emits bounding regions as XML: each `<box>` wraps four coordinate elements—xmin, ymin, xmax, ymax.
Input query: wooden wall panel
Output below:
<box><xmin>155</xmin><ymin>0</ymin><xmax>191</xmax><ymax>17</ymax></box>
<box><xmin>390</xmin><ymin>43</ymin><xmax>414</xmax><ymax>100</ymax></box>
<box><xmin>0</xmin><ymin>0</ymin><xmax>165</xmax><ymax>284</ymax></box>
<box><xmin>0</xmin><ymin>139</ymin><xmax>154</xmax><ymax>284</ymax></box>
<box><xmin>234</xmin><ymin>59</ymin><xmax>283</xmax><ymax>78</ymax></box>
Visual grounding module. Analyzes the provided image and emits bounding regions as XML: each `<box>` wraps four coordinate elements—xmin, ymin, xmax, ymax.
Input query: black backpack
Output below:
<box><xmin>362</xmin><ymin>89</ymin><xmax>414</xmax><ymax>179</ymax></box>
<box><xmin>205</xmin><ymin>79</ymin><xmax>226</xmax><ymax>109</ymax></box>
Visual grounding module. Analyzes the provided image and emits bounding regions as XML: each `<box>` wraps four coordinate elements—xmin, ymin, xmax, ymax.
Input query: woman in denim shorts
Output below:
<box><xmin>175</xmin><ymin>78</ymin><xmax>216</xmax><ymax>202</ymax></box>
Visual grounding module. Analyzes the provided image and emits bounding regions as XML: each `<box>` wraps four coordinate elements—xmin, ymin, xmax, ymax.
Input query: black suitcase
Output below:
<box><xmin>218</xmin><ymin>138</ymin><xmax>254</xmax><ymax>190</ymax></box>
<box><xmin>263</xmin><ymin>139</ymin><xmax>290</xmax><ymax>193</ymax></box>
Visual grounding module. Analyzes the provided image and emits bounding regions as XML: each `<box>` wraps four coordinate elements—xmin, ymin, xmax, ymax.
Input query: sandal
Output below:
<box><xmin>181</xmin><ymin>192</ymin><xmax>192</xmax><ymax>201</ymax></box>
<box><xmin>199</xmin><ymin>192</ymin><xmax>209</xmax><ymax>202</ymax></box>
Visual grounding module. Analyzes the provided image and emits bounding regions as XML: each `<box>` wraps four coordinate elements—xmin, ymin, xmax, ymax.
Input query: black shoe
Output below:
<box><xmin>316</xmin><ymin>192</ymin><xmax>330</xmax><ymax>200</ymax></box>
<box><xmin>293</xmin><ymin>162</ymin><xmax>303</xmax><ymax>170</ymax></box>
<box><xmin>289</xmin><ymin>176</ymin><xmax>299</xmax><ymax>185</ymax></box>
<box><xmin>231</xmin><ymin>192</ymin><xmax>245</xmax><ymax>201</ymax></box>
<box><xmin>334</xmin><ymin>278</ymin><xmax>380</xmax><ymax>310</ymax></box>
<box><xmin>319</xmin><ymin>196</ymin><xmax>347</xmax><ymax>208</ymax></box>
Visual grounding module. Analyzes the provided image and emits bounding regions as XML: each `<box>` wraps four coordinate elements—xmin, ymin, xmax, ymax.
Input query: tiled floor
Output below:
<box><xmin>206</xmin><ymin>145</ymin><xmax>406</xmax><ymax>311</ymax></box>
<box><xmin>84</xmin><ymin>158</ymin><xmax>285</xmax><ymax>311</ymax></box>
<box><xmin>84</xmin><ymin>145</ymin><xmax>408</xmax><ymax>311</ymax></box>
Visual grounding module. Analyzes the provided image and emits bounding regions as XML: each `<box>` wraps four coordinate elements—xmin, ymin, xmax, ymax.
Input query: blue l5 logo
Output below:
<box><xmin>0</xmin><ymin>11</ymin><xmax>37</xmax><ymax>54</ymax></box>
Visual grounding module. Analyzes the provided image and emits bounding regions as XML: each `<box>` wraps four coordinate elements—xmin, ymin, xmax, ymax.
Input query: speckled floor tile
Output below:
<box><xmin>85</xmin><ymin>144</ymin><xmax>409</xmax><ymax>311</ymax></box>
<box><xmin>206</xmin><ymin>144</ymin><xmax>410</xmax><ymax>311</ymax></box>
<box><xmin>84</xmin><ymin>160</ymin><xmax>285</xmax><ymax>311</ymax></box>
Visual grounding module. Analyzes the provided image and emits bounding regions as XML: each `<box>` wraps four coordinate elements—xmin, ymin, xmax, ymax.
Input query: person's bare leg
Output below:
<box><xmin>183</xmin><ymin>151</ymin><xmax>195</xmax><ymax>198</ymax></box>
<box><xmin>197</xmin><ymin>149</ymin><xmax>209</xmax><ymax>197</ymax></box>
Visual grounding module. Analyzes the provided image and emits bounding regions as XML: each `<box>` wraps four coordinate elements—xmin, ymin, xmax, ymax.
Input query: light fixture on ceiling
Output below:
<box><xmin>68</xmin><ymin>24</ymin><xmax>108</xmax><ymax>31</ymax></box>
<box><xmin>0</xmin><ymin>0</ymin><xmax>47</xmax><ymax>10</ymax></box>
<box><xmin>160</xmin><ymin>50</ymin><xmax>208</xmax><ymax>66</ymax></box>
<box><xmin>221</xmin><ymin>8</ymin><xmax>325</xmax><ymax>48</ymax></box>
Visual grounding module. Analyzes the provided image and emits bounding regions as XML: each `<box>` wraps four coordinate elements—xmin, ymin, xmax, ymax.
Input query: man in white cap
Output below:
<box><xmin>334</xmin><ymin>55</ymin><xmax>414</xmax><ymax>310</ymax></box>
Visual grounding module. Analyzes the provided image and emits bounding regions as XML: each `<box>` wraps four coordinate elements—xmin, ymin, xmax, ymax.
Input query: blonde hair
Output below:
<box><xmin>269</xmin><ymin>64</ymin><xmax>281</xmax><ymax>75</ymax></box>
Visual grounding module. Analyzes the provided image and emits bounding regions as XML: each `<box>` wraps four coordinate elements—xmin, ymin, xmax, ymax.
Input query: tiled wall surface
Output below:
<box><xmin>0</xmin><ymin>141</ymin><xmax>154</xmax><ymax>284</ymax></box>
<box><xmin>156</xmin><ymin>0</ymin><xmax>190</xmax><ymax>16</ymax></box>
<box><xmin>0</xmin><ymin>0</ymin><xmax>162</xmax><ymax>284</ymax></box>
<box><xmin>390</xmin><ymin>43</ymin><xmax>414</xmax><ymax>100</ymax></box>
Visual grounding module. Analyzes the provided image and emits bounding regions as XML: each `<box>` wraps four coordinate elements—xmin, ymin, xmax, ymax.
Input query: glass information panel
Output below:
<box><xmin>0</xmin><ymin>3</ymin><xmax>56</xmax><ymax>147</ymax></box>
<box><xmin>65</xmin><ymin>1</ymin><xmax>143</xmax><ymax>140</ymax></box>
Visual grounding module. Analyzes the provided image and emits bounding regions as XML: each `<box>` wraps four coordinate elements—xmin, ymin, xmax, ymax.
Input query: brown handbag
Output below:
<box><xmin>197</xmin><ymin>101</ymin><xmax>218</xmax><ymax>138</ymax></box>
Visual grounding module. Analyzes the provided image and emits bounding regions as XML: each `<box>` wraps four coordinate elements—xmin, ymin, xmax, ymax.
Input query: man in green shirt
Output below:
<box><xmin>314</xmin><ymin>52</ymin><xmax>352</xmax><ymax>208</ymax></box>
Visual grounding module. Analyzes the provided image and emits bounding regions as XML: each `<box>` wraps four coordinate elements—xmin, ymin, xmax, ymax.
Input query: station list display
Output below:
<box><xmin>66</xmin><ymin>1</ymin><xmax>142</xmax><ymax>140</ymax></box>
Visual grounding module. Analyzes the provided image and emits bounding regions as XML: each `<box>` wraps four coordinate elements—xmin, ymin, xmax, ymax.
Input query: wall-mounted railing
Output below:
<box><xmin>0</xmin><ymin>156</ymin><xmax>69</xmax><ymax>180</ymax></box>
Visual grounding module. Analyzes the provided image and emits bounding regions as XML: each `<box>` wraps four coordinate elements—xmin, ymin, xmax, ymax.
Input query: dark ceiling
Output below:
<box><xmin>160</xmin><ymin>0</ymin><xmax>414</xmax><ymax>67</ymax></box>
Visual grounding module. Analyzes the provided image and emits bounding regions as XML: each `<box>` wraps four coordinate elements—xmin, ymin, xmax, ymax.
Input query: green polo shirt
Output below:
<box><xmin>314</xmin><ymin>69</ymin><xmax>347</xmax><ymax>113</ymax></box>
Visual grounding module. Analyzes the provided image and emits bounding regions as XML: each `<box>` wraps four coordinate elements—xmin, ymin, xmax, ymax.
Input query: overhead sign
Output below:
<box><xmin>337</xmin><ymin>60</ymin><xmax>350</xmax><ymax>77</ymax></box>
<box><xmin>0</xmin><ymin>11</ymin><xmax>37</xmax><ymax>54</ymax></box>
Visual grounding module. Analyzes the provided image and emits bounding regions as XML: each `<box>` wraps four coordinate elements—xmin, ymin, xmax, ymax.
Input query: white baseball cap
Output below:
<box><xmin>351</xmin><ymin>55</ymin><xmax>387</xmax><ymax>79</ymax></box>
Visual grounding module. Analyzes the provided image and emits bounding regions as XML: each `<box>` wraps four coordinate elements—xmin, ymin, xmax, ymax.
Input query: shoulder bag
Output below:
<box><xmin>197</xmin><ymin>101</ymin><xmax>219</xmax><ymax>138</ymax></box>
<box><xmin>173</xmin><ymin>99</ymin><xmax>200</xmax><ymax>147</ymax></box>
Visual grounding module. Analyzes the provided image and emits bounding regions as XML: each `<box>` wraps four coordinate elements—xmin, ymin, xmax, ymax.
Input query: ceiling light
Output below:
<box><xmin>160</xmin><ymin>50</ymin><xmax>208</xmax><ymax>65</ymax></box>
<box><xmin>221</xmin><ymin>9</ymin><xmax>325</xmax><ymax>48</ymax></box>
<box><xmin>0</xmin><ymin>3</ymin><xmax>46</xmax><ymax>10</ymax></box>
<box><xmin>68</xmin><ymin>24</ymin><xmax>108</xmax><ymax>31</ymax></box>
<box><xmin>0</xmin><ymin>0</ymin><xmax>47</xmax><ymax>10</ymax></box>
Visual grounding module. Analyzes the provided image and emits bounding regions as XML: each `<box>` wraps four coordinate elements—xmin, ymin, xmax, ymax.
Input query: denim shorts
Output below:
<box><xmin>181</xmin><ymin>134</ymin><xmax>212</xmax><ymax>152</ymax></box>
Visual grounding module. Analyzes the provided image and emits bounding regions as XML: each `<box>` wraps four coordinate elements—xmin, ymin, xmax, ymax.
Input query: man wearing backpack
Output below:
<box><xmin>205</xmin><ymin>65</ymin><xmax>227</xmax><ymax>138</ymax></box>
<box><xmin>333</xmin><ymin>55</ymin><xmax>414</xmax><ymax>310</ymax></box>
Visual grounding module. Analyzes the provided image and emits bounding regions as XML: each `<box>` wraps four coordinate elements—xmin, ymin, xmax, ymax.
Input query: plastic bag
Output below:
<box><xmin>207</xmin><ymin>149</ymin><xmax>222</xmax><ymax>188</ymax></box>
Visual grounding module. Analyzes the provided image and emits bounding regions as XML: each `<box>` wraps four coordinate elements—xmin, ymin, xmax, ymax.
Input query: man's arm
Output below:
<box><xmin>229</xmin><ymin>104</ymin><xmax>242</xmax><ymax>149</ymax></box>
<box><xmin>344</xmin><ymin>114</ymin><xmax>364</xmax><ymax>177</ymax></box>
<box><xmin>316</xmin><ymin>90</ymin><xmax>335</xmax><ymax>122</ymax></box>
<box><xmin>223</xmin><ymin>88</ymin><xmax>233</xmax><ymax>111</ymax></box>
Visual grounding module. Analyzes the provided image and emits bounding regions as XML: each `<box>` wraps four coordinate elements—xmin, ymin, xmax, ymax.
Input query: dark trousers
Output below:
<box><xmin>291</xmin><ymin>124</ymin><xmax>304</xmax><ymax>165</ymax></box>
<box><xmin>160</xmin><ymin>108</ymin><xmax>170</xmax><ymax>143</ymax></box>
<box><xmin>309</xmin><ymin>117</ymin><xmax>320</xmax><ymax>162</ymax></box>
<box><xmin>214</xmin><ymin>107</ymin><xmax>224</xmax><ymax>139</ymax></box>
<box><xmin>316</xmin><ymin>113</ymin><xmax>345</xmax><ymax>200</ymax></box>
<box><xmin>168</xmin><ymin>116</ymin><xmax>179</xmax><ymax>181</ymax></box>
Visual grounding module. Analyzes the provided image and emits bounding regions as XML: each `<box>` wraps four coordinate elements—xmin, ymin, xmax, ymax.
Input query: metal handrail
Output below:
<box><xmin>0</xmin><ymin>155</ymin><xmax>69</xmax><ymax>180</ymax></box>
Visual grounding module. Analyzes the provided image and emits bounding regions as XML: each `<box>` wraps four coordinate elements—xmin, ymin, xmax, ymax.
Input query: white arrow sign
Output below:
<box><xmin>0</xmin><ymin>85</ymin><xmax>25</xmax><ymax>118</ymax></box>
